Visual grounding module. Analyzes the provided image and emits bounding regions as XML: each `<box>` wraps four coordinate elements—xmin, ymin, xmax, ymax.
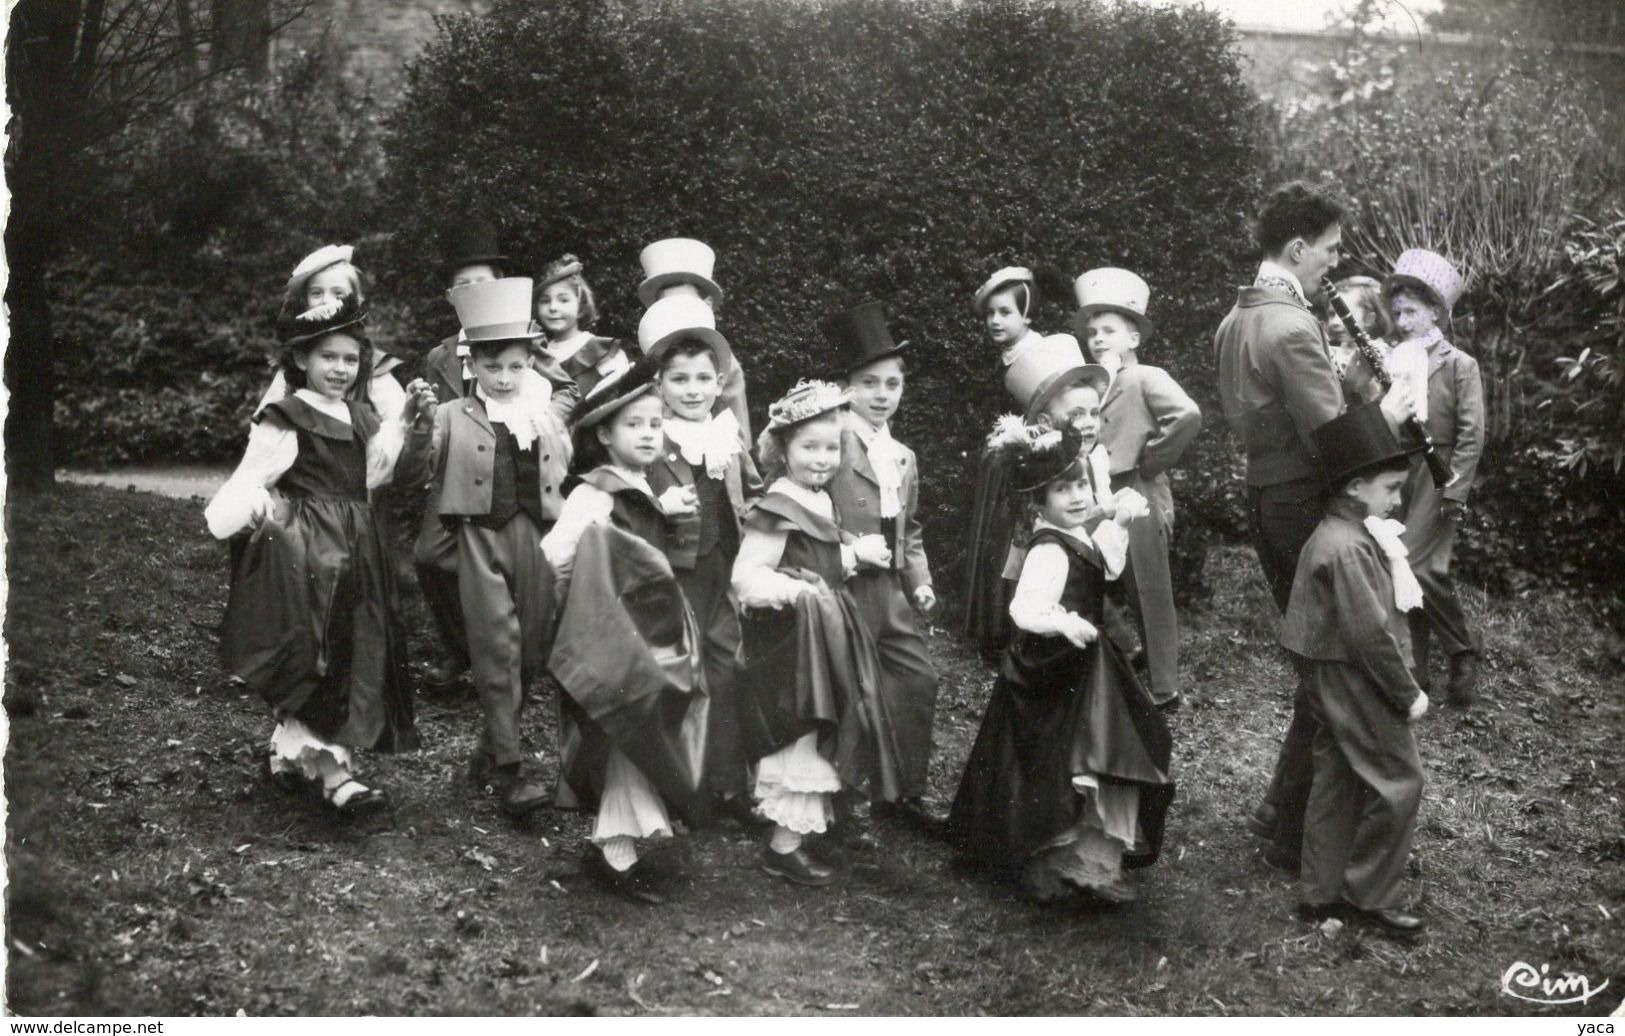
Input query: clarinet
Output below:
<box><xmin>1320</xmin><ymin>275</ymin><xmax>1457</xmax><ymax>489</ymax></box>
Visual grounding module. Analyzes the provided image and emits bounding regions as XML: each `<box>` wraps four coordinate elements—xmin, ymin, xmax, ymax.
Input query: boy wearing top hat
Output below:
<box><xmin>399</xmin><ymin>278</ymin><xmax>573</xmax><ymax>817</ymax></box>
<box><xmin>1385</xmin><ymin>249</ymin><xmax>1485</xmax><ymax>704</ymax></box>
<box><xmin>1284</xmin><ymin>403</ymin><xmax>1430</xmax><ymax>934</ymax></box>
<box><xmin>414</xmin><ymin>223</ymin><xmax>579</xmax><ymax>690</ymax></box>
<box><xmin>1072</xmin><ymin>268</ymin><xmax>1203</xmax><ymax>709</ymax></box>
<box><xmin>823</xmin><ymin>302</ymin><xmax>940</xmax><ymax>813</ymax></box>
<box><xmin>638</xmin><ymin>238</ymin><xmax>751</xmax><ymax>443</ymax></box>
<box><xmin>641</xmin><ymin>295</ymin><xmax>765</xmax><ymax>822</ymax></box>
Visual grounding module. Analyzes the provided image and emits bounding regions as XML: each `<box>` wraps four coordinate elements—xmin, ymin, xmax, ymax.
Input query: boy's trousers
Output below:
<box><xmin>849</xmin><ymin>568</ymin><xmax>938</xmax><ymax>800</ymax></box>
<box><xmin>457</xmin><ymin>511</ymin><xmax>554</xmax><ymax>768</ymax></box>
<box><xmin>1301</xmin><ymin>661</ymin><xmax>1424</xmax><ymax>910</ymax></box>
<box><xmin>1401</xmin><ymin>459</ymin><xmax>1478</xmax><ymax>667</ymax></box>
<box><xmin>415</xmin><ymin>498</ymin><xmax>470</xmax><ymax>668</ymax></box>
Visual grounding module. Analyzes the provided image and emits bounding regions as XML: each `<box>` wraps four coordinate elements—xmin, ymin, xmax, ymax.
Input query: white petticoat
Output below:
<box><xmin>591</xmin><ymin>750</ymin><xmax>673</xmax><ymax>844</ymax></box>
<box><xmin>269</xmin><ymin>718</ymin><xmax>354</xmax><ymax>779</ymax></box>
<box><xmin>1029</xmin><ymin>775</ymin><xmax>1142</xmax><ymax>892</ymax></box>
<box><xmin>752</xmin><ymin>732</ymin><xmax>841</xmax><ymax>834</ymax></box>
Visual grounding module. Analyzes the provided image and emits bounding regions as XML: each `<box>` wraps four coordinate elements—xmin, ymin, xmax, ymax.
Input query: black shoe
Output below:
<box><xmin>471</xmin><ymin>757</ymin><xmax>553</xmax><ymax>817</ymax></box>
<box><xmin>1296</xmin><ymin>901</ymin><xmax>1348</xmax><ymax>923</ymax></box>
<box><xmin>584</xmin><ymin>848</ymin><xmax>667</xmax><ymax>905</ymax></box>
<box><xmin>1349</xmin><ymin>905</ymin><xmax>1426</xmax><ymax>934</ymax></box>
<box><xmin>323</xmin><ymin>778</ymin><xmax>390</xmax><ymax>816</ymax></box>
<box><xmin>1261</xmin><ymin>844</ymin><xmax>1301</xmax><ymax>875</ymax></box>
<box><xmin>1156</xmin><ymin>696</ymin><xmax>1182</xmax><ymax>714</ymax></box>
<box><xmin>761</xmin><ymin>845</ymin><xmax>838</xmax><ymax>887</ymax></box>
<box><xmin>715</xmin><ymin>793</ymin><xmax>769</xmax><ymax>829</ymax></box>
<box><xmin>1447</xmin><ymin>653</ymin><xmax>1480</xmax><ymax>705</ymax></box>
<box><xmin>267</xmin><ymin>759</ymin><xmax>314</xmax><ymax>797</ymax></box>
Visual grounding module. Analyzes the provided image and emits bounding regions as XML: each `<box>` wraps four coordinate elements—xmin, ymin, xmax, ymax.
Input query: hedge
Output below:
<box><xmin>374</xmin><ymin>0</ymin><xmax>1264</xmax><ymax>605</ymax></box>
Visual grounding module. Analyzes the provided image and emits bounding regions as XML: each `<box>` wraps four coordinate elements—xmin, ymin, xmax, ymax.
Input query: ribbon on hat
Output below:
<box><xmin>664</xmin><ymin>410</ymin><xmax>742</xmax><ymax>480</ymax></box>
<box><xmin>1363</xmin><ymin>516</ymin><xmax>1425</xmax><ymax>612</ymax></box>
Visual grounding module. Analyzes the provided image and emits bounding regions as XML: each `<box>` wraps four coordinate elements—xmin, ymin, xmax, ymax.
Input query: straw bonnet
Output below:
<box><xmin>973</xmin><ymin>266</ymin><xmax>1034</xmax><ymax>314</ymax></box>
<box><xmin>638</xmin><ymin>238</ymin><xmax>723</xmax><ymax>308</ymax></box>
<box><xmin>1070</xmin><ymin>267</ymin><xmax>1154</xmax><ymax>339</ymax></box>
<box><xmin>764</xmin><ymin>380</ymin><xmax>852</xmax><ymax>433</ymax></box>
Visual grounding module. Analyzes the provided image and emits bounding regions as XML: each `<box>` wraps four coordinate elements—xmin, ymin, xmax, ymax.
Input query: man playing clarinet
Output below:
<box><xmin>1213</xmin><ymin>181</ymin><xmax>1418</xmax><ymax>874</ymax></box>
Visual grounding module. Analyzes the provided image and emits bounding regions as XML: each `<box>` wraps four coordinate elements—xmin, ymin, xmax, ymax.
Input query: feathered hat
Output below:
<box><xmin>570</xmin><ymin>352</ymin><xmax>662</xmax><ymax>431</ymax></box>
<box><xmin>277</xmin><ymin>295</ymin><xmax>370</xmax><ymax>348</ymax></box>
<box><xmin>764</xmin><ymin>380</ymin><xmax>852</xmax><ymax>433</ymax></box>
<box><xmin>987</xmin><ymin>415</ymin><xmax>1087</xmax><ymax>493</ymax></box>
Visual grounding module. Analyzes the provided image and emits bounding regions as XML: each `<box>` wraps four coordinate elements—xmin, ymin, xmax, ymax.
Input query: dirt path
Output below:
<box><xmin>59</xmin><ymin>465</ymin><xmax>232</xmax><ymax>501</ymax></box>
<box><xmin>5</xmin><ymin>484</ymin><xmax>1622</xmax><ymax>1016</ymax></box>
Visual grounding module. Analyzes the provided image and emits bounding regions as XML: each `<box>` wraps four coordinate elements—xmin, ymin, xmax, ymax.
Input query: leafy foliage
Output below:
<box><xmin>377</xmin><ymin>0</ymin><xmax>1262</xmax><ymax>602</ymax></box>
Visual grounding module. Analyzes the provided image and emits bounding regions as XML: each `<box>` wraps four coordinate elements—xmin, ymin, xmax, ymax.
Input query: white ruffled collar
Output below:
<box><xmin>294</xmin><ymin>388</ymin><xmax>352</xmax><ymax>423</ymax></box>
<box><xmin>474</xmin><ymin>375</ymin><xmax>554</xmax><ymax>451</ymax></box>
<box><xmin>664</xmin><ymin>410</ymin><xmax>742</xmax><ymax>478</ymax></box>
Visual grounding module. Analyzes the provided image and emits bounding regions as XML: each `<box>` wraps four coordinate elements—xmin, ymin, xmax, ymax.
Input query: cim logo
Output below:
<box><xmin>1501</xmin><ymin>961</ymin><xmax>1611</xmax><ymax>1007</ymax></box>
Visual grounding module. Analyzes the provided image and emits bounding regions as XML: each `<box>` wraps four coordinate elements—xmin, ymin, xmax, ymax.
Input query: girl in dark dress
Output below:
<box><xmin>206</xmin><ymin>297</ymin><xmax>421</xmax><ymax>815</ymax></box>
<box><xmin>948</xmin><ymin>417</ymin><xmax>1175</xmax><ymax>904</ymax></box>
<box><xmin>731</xmin><ymin>381</ymin><xmax>902</xmax><ymax>888</ymax></box>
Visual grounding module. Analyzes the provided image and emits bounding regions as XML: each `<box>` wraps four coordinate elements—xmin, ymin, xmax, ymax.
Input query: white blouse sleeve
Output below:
<box><xmin>253</xmin><ymin>370</ymin><xmax>288</xmax><ymax>420</ymax></box>
<box><xmin>1008</xmin><ymin>541</ymin><xmax>1095</xmax><ymax>643</ymax></box>
<box><xmin>1091</xmin><ymin>521</ymin><xmax>1130</xmax><ymax>581</ymax></box>
<box><xmin>731</xmin><ymin>526</ymin><xmax>812</xmax><ymax>609</ymax></box>
<box><xmin>541</xmin><ymin>484</ymin><xmax>614</xmax><ymax>583</ymax></box>
<box><xmin>204</xmin><ymin>420</ymin><xmax>298</xmax><ymax>539</ymax></box>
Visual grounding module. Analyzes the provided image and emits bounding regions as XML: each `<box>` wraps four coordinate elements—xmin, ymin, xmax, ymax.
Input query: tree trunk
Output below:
<box><xmin>210</xmin><ymin>0</ymin><xmax>272</xmax><ymax>79</ymax></box>
<box><xmin>3</xmin><ymin>249</ymin><xmax>58</xmax><ymax>489</ymax></box>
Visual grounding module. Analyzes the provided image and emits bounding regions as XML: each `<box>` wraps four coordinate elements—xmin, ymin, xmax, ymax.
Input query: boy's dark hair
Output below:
<box><xmin>466</xmin><ymin>337</ymin><xmax>532</xmax><ymax>361</ymax></box>
<box><xmin>1257</xmin><ymin>181</ymin><xmax>1346</xmax><ymax>257</ymax></box>
<box><xmin>1339</xmin><ymin>453</ymin><xmax>1413</xmax><ymax>490</ymax></box>
<box><xmin>447</xmin><ymin>261</ymin><xmax>505</xmax><ymax>286</ymax></box>
<box><xmin>657</xmin><ymin>337</ymin><xmax>719</xmax><ymax>372</ymax></box>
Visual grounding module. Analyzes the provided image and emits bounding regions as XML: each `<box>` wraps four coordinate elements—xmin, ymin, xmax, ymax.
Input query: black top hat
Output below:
<box><xmin>1311</xmin><ymin>403</ymin><xmax>1423</xmax><ymax>488</ymax></box>
<box><xmin>277</xmin><ymin>296</ymin><xmax>370</xmax><ymax>349</ymax></box>
<box><xmin>441</xmin><ymin>220</ymin><xmax>510</xmax><ymax>278</ymax></box>
<box><xmin>822</xmin><ymin>301</ymin><xmax>909</xmax><ymax>378</ymax></box>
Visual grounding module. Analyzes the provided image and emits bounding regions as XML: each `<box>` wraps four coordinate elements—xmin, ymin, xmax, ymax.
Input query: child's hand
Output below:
<box><xmin>247</xmin><ymin>490</ymin><xmax>274</xmax><ymax>529</ymax></box>
<box><xmin>1060</xmin><ymin>614</ymin><xmax>1099</xmax><ymax>649</ymax></box>
<box><xmin>853</xmin><ymin>534</ymin><xmax>892</xmax><ymax>569</ymax></box>
<box><xmin>404</xmin><ymin>379</ymin><xmax>437</xmax><ymax>425</ymax></box>
<box><xmin>914</xmin><ymin>585</ymin><xmax>937</xmax><ymax>613</ymax></box>
<box><xmin>658</xmin><ymin>484</ymin><xmax>699</xmax><ymax>516</ymax></box>
<box><xmin>1379</xmin><ymin>380</ymin><xmax>1419</xmax><ymax>427</ymax></box>
<box><xmin>1112</xmin><ymin>487</ymin><xmax>1149</xmax><ymax>526</ymax></box>
<box><xmin>1408</xmin><ymin>690</ymin><xmax>1430</xmax><ymax>721</ymax></box>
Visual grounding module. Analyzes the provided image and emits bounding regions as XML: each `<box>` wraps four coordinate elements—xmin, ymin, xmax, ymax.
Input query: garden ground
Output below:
<box><xmin>4</xmin><ymin>484</ymin><xmax>1622</xmax><ymax>1016</ymax></box>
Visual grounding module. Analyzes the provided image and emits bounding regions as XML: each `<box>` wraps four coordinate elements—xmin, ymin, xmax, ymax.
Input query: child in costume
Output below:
<box><xmin>638</xmin><ymin>238</ymin><xmax>752</xmax><ymax>443</ymax></box>
<box><xmin>255</xmin><ymin>246</ymin><xmax>408</xmax><ymax>439</ymax></box>
<box><xmin>539</xmin><ymin>253</ymin><xmax>629</xmax><ymax>399</ymax></box>
<box><xmin>1385</xmin><ymin>249</ymin><xmax>1485</xmax><ymax>704</ymax></box>
<box><xmin>1285</xmin><ymin>403</ymin><xmax>1430</xmax><ymax>934</ymax></box>
<box><xmin>823</xmin><ymin>301</ymin><xmax>940</xmax><ymax>816</ymax></box>
<box><xmin>1324</xmin><ymin>275</ymin><xmax>1395</xmax><ymax>405</ymax></box>
<box><xmin>947</xmin><ymin>414</ymin><xmax>1173</xmax><ymax>904</ymax></box>
<box><xmin>641</xmin><ymin>295</ymin><xmax>764</xmax><ymax>823</ymax></box>
<box><xmin>207</xmin><ymin>296</ymin><xmax>419</xmax><ymax>815</ymax></box>
<box><xmin>961</xmin><ymin>266</ymin><xmax>1084</xmax><ymax>659</ymax></box>
<box><xmin>543</xmin><ymin>358</ymin><xmax>710</xmax><ymax>905</ymax></box>
<box><xmin>1072</xmin><ymin>268</ymin><xmax>1203</xmax><ymax>709</ymax></box>
<box><xmin>732</xmin><ymin>381</ymin><xmax>903</xmax><ymax>887</ymax></box>
<box><xmin>398</xmin><ymin>278</ymin><xmax>573</xmax><ymax>818</ymax></box>
<box><xmin>413</xmin><ymin>224</ymin><xmax>579</xmax><ymax>691</ymax></box>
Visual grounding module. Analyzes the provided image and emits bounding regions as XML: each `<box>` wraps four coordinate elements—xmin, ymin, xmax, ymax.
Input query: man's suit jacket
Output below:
<box><xmin>1213</xmin><ymin>284</ymin><xmax>1345</xmax><ymax>487</ymax></box>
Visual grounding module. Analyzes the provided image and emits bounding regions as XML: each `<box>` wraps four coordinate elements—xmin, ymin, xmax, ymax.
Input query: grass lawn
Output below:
<box><xmin>4</xmin><ymin>483</ymin><xmax>1622</xmax><ymax>1016</ymax></box>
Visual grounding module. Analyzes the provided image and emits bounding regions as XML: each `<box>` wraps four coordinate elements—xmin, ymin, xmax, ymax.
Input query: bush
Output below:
<box><xmin>52</xmin><ymin>50</ymin><xmax>408</xmax><ymax>467</ymax></box>
<box><xmin>377</xmin><ymin>0</ymin><xmax>1263</xmax><ymax>605</ymax></box>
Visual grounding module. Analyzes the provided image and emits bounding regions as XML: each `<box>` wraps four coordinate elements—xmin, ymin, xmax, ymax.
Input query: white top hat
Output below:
<box><xmin>638</xmin><ymin>238</ymin><xmax>723</xmax><ymax>308</ymax></box>
<box><xmin>1004</xmin><ymin>334</ymin><xmax>1109</xmax><ymax>421</ymax></box>
<box><xmin>636</xmin><ymin>294</ymin><xmax>733</xmax><ymax>374</ymax></box>
<box><xmin>450</xmin><ymin>278</ymin><xmax>543</xmax><ymax>343</ymax></box>
<box><xmin>973</xmin><ymin>266</ymin><xmax>1035</xmax><ymax>314</ymax></box>
<box><xmin>1072</xmin><ymin>267</ymin><xmax>1153</xmax><ymax>339</ymax></box>
<box><xmin>1387</xmin><ymin>248</ymin><xmax>1464</xmax><ymax>313</ymax></box>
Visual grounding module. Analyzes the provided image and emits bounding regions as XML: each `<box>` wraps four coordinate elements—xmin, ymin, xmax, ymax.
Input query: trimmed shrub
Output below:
<box><xmin>377</xmin><ymin>0</ymin><xmax>1263</xmax><ymax>605</ymax></box>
